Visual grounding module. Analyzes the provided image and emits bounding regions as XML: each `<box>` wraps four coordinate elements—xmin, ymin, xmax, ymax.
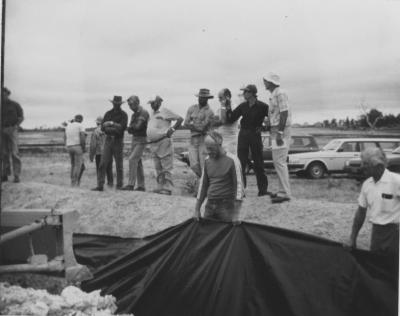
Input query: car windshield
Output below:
<box><xmin>322</xmin><ymin>140</ymin><xmax>342</xmax><ymax>151</ymax></box>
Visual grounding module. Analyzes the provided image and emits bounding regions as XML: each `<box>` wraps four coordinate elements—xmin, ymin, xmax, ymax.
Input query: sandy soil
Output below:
<box><xmin>1</xmin><ymin>163</ymin><xmax>370</xmax><ymax>249</ymax></box>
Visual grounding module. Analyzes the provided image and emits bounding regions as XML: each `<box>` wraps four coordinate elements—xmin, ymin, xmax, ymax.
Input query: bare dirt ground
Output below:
<box><xmin>1</xmin><ymin>153</ymin><xmax>370</xmax><ymax>248</ymax></box>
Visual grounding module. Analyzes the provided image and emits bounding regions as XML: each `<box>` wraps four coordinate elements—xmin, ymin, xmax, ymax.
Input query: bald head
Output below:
<box><xmin>361</xmin><ymin>147</ymin><xmax>387</xmax><ymax>167</ymax></box>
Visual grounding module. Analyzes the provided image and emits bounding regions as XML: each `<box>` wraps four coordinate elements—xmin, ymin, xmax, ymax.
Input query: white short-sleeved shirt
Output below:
<box><xmin>65</xmin><ymin>121</ymin><xmax>84</xmax><ymax>146</ymax></box>
<box><xmin>358</xmin><ymin>169</ymin><xmax>400</xmax><ymax>225</ymax></box>
<box><xmin>147</xmin><ymin>107</ymin><xmax>181</xmax><ymax>141</ymax></box>
<box><xmin>268</xmin><ymin>87</ymin><xmax>292</xmax><ymax>127</ymax></box>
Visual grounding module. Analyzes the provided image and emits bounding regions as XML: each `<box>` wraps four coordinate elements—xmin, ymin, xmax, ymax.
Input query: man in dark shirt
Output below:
<box><xmin>226</xmin><ymin>84</ymin><xmax>269</xmax><ymax>196</ymax></box>
<box><xmin>92</xmin><ymin>95</ymin><xmax>128</xmax><ymax>191</ymax></box>
<box><xmin>194</xmin><ymin>131</ymin><xmax>244</xmax><ymax>221</ymax></box>
<box><xmin>1</xmin><ymin>87</ymin><xmax>24</xmax><ymax>183</ymax></box>
<box><xmin>122</xmin><ymin>95</ymin><xmax>149</xmax><ymax>191</ymax></box>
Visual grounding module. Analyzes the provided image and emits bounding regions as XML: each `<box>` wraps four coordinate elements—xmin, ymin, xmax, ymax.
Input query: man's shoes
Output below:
<box><xmin>2</xmin><ymin>175</ymin><xmax>8</xmax><ymax>182</ymax></box>
<box><xmin>134</xmin><ymin>187</ymin><xmax>145</xmax><ymax>192</ymax></box>
<box><xmin>116</xmin><ymin>186</ymin><xmax>124</xmax><ymax>190</ymax></box>
<box><xmin>258</xmin><ymin>190</ymin><xmax>276</xmax><ymax>197</ymax></box>
<box><xmin>122</xmin><ymin>185</ymin><xmax>134</xmax><ymax>191</ymax></box>
<box><xmin>13</xmin><ymin>176</ymin><xmax>20</xmax><ymax>183</ymax></box>
<box><xmin>91</xmin><ymin>186</ymin><xmax>104</xmax><ymax>191</ymax></box>
<box><xmin>107</xmin><ymin>183</ymin><xmax>114</xmax><ymax>188</ymax></box>
<box><xmin>271</xmin><ymin>196</ymin><xmax>291</xmax><ymax>204</ymax></box>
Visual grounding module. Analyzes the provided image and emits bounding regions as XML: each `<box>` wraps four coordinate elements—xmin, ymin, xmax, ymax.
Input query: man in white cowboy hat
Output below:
<box><xmin>122</xmin><ymin>95</ymin><xmax>149</xmax><ymax>191</ymax></box>
<box><xmin>263</xmin><ymin>72</ymin><xmax>292</xmax><ymax>203</ymax></box>
<box><xmin>225</xmin><ymin>84</ymin><xmax>270</xmax><ymax>197</ymax></box>
<box><xmin>147</xmin><ymin>95</ymin><xmax>183</xmax><ymax>195</ymax></box>
<box><xmin>92</xmin><ymin>95</ymin><xmax>128</xmax><ymax>191</ymax></box>
<box><xmin>184</xmin><ymin>88</ymin><xmax>215</xmax><ymax>177</ymax></box>
<box><xmin>89</xmin><ymin>115</ymin><xmax>113</xmax><ymax>188</ymax></box>
<box><xmin>1</xmin><ymin>87</ymin><xmax>24</xmax><ymax>183</ymax></box>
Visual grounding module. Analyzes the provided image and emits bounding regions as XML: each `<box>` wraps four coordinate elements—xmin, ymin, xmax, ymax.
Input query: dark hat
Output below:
<box><xmin>195</xmin><ymin>88</ymin><xmax>214</xmax><ymax>99</ymax></box>
<box><xmin>109</xmin><ymin>95</ymin><xmax>125</xmax><ymax>104</ymax></box>
<box><xmin>3</xmin><ymin>87</ymin><xmax>11</xmax><ymax>95</ymax></box>
<box><xmin>240</xmin><ymin>84</ymin><xmax>257</xmax><ymax>95</ymax></box>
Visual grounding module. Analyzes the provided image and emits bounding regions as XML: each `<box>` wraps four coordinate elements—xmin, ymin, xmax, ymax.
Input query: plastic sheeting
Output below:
<box><xmin>75</xmin><ymin>218</ymin><xmax>398</xmax><ymax>316</ymax></box>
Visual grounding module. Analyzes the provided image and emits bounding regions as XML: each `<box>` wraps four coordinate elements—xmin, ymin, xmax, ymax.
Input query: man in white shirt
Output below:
<box><xmin>263</xmin><ymin>73</ymin><xmax>292</xmax><ymax>203</ymax></box>
<box><xmin>65</xmin><ymin>114</ymin><xmax>86</xmax><ymax>187</ymax></box>
<box><xmin>348</xmin><ymin>147</ymin><xmax>400</xmax><ymax>256</ymax></box>
<box><xmin>147</xmin><ymin>96</ymin><xmax>183</xmax><ymax>195</ymax></box>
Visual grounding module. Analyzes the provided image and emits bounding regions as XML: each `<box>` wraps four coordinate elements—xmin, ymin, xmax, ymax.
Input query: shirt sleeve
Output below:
<box><xmin>16</xmin><ymin>102</ymin><xmax>24</xmax><ymax>120</ymax></box>
<box><xmin>228</xmin><ymin>153</ymin><xmax>245</xmax><ymax>200</ymax></box>
<box><xmin>162</xmin><ymin>108</ymin><xmax>182</xmax><ymax>121</ymax></box>
<box><xmin>357</xmin><ymin>182</ymin><xmax>368</xmax><ymax>208</ymax></box>
<box><xmin>121</xmin><ymin>112</ymin><xmax>128</xmax><ymax>131</ymax></box>
<box><xmin>196</xmin><ymin>163</ymin><xmax>209</xmax><ymax>201</ymax></box>
<box><xmin>184</xmin><ymin>106</ymin><xmax>194</xmax><ymax>126</ymax></box>
<box><xmin>226</xmin><ymin>104</ymin><xmax>242</xmax><ymax>123</ymax></box>
<box><xmin>277</xmin><ymin>91</ymin><xmax>289</xmax><ymax>112</ymax></box>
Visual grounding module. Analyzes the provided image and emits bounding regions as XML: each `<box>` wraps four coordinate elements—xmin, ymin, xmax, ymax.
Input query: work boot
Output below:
<box><xmin>122</xmin><ymin>185</ymin><xmax>134</xmax><ymax>191</ymax></box>
<box><xmin>91</xmin><ymin>186</ymin><xmax>104</xmax><ymax>192</ymax></box>
<box><xmin>13</xmin><ymin>176</ymin><xmax>20</xmax><ymax>183</ymax></box>
<box><xmin>134</xmin><ymin>187</ymin><xmax>145</xmax><ymax>192</ymax></box>
<box><xmin>2</xmin><ymin>175</ymin><xmax>8</xmax><ymax>182</ymax></box>
<box><xmin>271</xmin><ymin>196</ymin><xmax>290</xmax><ymax>204</ymax></box>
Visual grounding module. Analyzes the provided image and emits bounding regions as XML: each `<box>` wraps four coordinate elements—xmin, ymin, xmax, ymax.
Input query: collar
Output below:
<box><xmin>197</xmin><ymin>104</ymin><xmax>210</xmax><ymax>110</ymax></box>
<box><xmin>377</xmin><ymin>169</ymin><xmax>390</xmax><ymax>184</ymax></box>
<box><xmin>134</xmin><ymin>106</ymin><xmax>143</xmax><ymax>114</ymax></box>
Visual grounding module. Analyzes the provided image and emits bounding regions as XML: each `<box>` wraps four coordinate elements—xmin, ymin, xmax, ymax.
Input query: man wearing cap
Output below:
<box><xmin>122</xmin><ymin>95</ymin><xmax>149</xmax><ymax>191</ymax></box>
<box><xmin>92</xmin><ymin>96</ymin><xmax>128</xmax><ymax>191</ymax></box>
<box><xmin>89</xmin><ymin>116</ymin><xmax>113</xmax><ymax>187</ymax></box>
<box><xmin>194</xmin><ymin>131</ymin><xmax>244</xmax><ymax>221</ymax></box>
<box><xmin>1</xmin><ymin>87</ymin><xmax>24</xmax><ymax>183</ymax></box>
<box><xmin>348</xmin><ymin>147</ymin><xmax>400</xmax><ymax>256</ymax></box>
<box><xmin>226</xmin><ymin>84</ymin><xmax>269</xmax><ymax>197</ymax></box>
<box><xmin>147</xmin><ymin>96</ymin><xmax>183</xmax><ymax>195</ymax></box>
<box><xmin>184</xmin><ymin>89</ymin><xmax>215</xmax><ymax>177</ymax></box>
<box><xmin>263</xmin><ymin>73</ymin><xmax>292</xmax><ymax>203</ymax></box>
<box><xmin>64</xmin><ymin>114</ymin><xmax>86</xmax><ymax>187</ymax></box>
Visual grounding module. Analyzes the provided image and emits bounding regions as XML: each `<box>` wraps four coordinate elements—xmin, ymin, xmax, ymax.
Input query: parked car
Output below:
<box><xmin>344</xmin><ymin>146</ymin><xmax>400</xmax><ymax>180</ymax></box>
<box><xmin>246</xmin><ymin>134</ymin><xmax>319</xmax><ymax>173</ymax></box>
<box><xmin>288</xmin><ymin>138</ymin><xmax>400</xmax><ymax>179</ymax></box>
<box><xmin>177</xmin><ymin>134</ymin><xmax>319</xmax><ymax>172</ymax></box>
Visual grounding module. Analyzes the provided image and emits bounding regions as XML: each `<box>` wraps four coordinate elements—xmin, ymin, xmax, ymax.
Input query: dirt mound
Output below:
<box><xmin>1</xmin><ymin>181</ymin><xmax>370</xmax><ymax>248</ymax></box>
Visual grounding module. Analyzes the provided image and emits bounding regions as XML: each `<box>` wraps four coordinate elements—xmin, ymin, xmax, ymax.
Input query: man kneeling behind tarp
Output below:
<box><xmin>194</xmin><ymin>131</ymin><xmax>244</xmax><ymax>221</ymax></box>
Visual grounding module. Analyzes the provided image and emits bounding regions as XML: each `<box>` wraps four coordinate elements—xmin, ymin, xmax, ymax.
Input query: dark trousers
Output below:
<box><xmin>371</xmin><ymin>223</ymin><xmax>399</xmax><ymax>256</ymax></box>
<box><xmin>95</xmin><ymin>154</ymin><xmax>113</xmax><ymax>185</ymax></box>
<box><xmin>98</xmin><ymin>136</ymin><xmax>123</xmax><ymax>188</ymax></box>
<box><xmin>237</xmin><ymin>129</ymin><xmax>268</xmax><ymax>192</ymax></box>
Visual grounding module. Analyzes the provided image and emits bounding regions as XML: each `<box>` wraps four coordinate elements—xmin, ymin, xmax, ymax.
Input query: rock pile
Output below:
<box><xmin>0</xmin><ymin>282</ymin><xmax>133</xmax><ymax>316</ymax></box>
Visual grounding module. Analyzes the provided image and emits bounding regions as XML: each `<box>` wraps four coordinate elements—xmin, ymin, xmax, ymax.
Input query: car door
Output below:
<box><xmin>330</xmin><ymin>141</ymin><xmax>360</xmax><ymax>171</ymax></box>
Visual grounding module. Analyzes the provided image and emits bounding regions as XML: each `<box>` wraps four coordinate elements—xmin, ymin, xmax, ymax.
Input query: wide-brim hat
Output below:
<box><xmin>263</xmin><ymin>72</ymin><xmax>281</xmax><ymax>86</ymax></box>
<box><xmin>109</xmin><ymin>95</ymin><xmax>125</xmax><ymax>104</ymax></box>
<box><xmin>195</xmin><ymin>88</ymin><xmax>214</xmax><ymax>99</ymax></box>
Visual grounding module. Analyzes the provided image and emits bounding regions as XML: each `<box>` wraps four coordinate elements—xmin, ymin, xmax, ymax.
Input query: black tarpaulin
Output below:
<box><xmin>75</xmin><ymin>218</ymin><xmax>398</xmax><ymax>316</ymax></box>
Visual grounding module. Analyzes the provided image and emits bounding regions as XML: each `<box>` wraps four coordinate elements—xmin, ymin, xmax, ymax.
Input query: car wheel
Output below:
<box><xmin>307</xmin><ymin>162</ymin><xmax>325</xmax><ymax>179</ymax></box>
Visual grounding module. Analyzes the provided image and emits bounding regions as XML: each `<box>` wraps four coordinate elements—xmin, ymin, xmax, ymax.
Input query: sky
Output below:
<box><xmin>2</xmin><ymin>0</ymin><xmax>400</xmax><ymax>128</ymax></box>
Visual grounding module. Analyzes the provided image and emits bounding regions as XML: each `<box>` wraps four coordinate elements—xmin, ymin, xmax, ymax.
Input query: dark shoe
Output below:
<box><xmin>134</xmin><ymin>187</ymin><xmax>145</xmax><ymax>192</ymax></box>
<box><xmin>107</xmin><ymin>183</ymin><xmax>114</xmax><ymax>188</ymax></box>
<box><xmin>122</xmin><ymin>185</ymin><xmax>134</xmax><ymax>191</ymax></box>
<box><xmin>116</xmin><ymin>186</ymin><xmax>124</xmax><ymax>190</ymax></box>
<box><xmin>13</xmin><ymin>176</ymin><xmax>20</xmax><ymax>183</ymax></box>
<box><xmin>271</xmin><ymin>196</ymin><xmax>291</xmax><ymax>204</ymax></box>
<box><xmin>91</xmin><ymin>186</ymin><xmax>103</xmax><ymax>191</ymax></box>
<box><xmin>2</xmin><ymin>175</ymin><xmax>8</xmax><ymax>182</ymax></box>
<box><xmin>258</xmin><ymin>190</ymin><xmax>275</xmax><ymax>197</ymax></box>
